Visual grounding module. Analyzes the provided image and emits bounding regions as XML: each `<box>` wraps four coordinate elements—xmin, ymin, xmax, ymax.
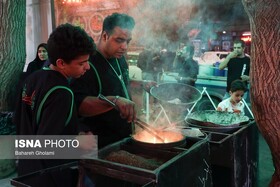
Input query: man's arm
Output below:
<box><xmin>130</xmin><ymin>79</ymin><xmax>157</xmax><ymax>93</ymax></box>
<box><xmin>241</xmin><ymin>75</ymin><xmax>250</xmax><ymax>82</ymax></box>
<box><xmin>219</xmin><ymin>51</ymin><xmax>237</xmax><ymax>70</ymax></box>
<box><xmin>79</xmin><ymin>95</ymin><xmax>137</xmax><ymax>123</ymax></box>
<box><xmin>172</xmin><ymin>54</ymin><xmax>180</xmax><ymax>70</ymax></box>
<box><xmin>79</xmin><ymin>96</ymin><xmax>115</xmax><ymax>116</ymax></box>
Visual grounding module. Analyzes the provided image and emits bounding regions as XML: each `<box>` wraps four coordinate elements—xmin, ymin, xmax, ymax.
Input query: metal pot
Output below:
<box><xmin>131</xmin><ymin>130</ymin><xmax>186</xmax><ymax>149</ymax></box>
<box><xmin>150</xmin><ymin>83</ymin><xmax>202</xmax><ymax>107</ymax></box>
<box><xmin>185</xmin><ymin>110</ymin><xmax>250</xmax><ymax>132</ymax></box>
<box><xmin>150</xmin><ymin>83</ymin><xmax>202</xmax><ymax>121</ymax></box>
<box><xmin>186</xmin><ymin>110</ymin><xmax>249</xmax><ymax>126</ymax></box>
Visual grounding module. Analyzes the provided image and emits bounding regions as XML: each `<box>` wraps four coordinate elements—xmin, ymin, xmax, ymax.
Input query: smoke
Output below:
<box><xmin>127</xmin><ymin>0</ymin><xmax>195</xmax><ymax>50</ymax></box>
<box><xmin>125</xmin><ymin>0</ymin><xmax>250</xmax><ymax>123</ymax></box>
<box><xmin>126</xmin><ymin>0</ymin><xmax>248</xmax><ymax>51</ymax></box>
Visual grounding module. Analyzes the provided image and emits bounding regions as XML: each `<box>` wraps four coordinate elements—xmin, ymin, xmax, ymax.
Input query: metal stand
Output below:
<box><xmin>184</xmin><ymin>87</ymin><xmax>217</xmax><ymax>120</ymax></box>
<box><xmin>242</xmin><ymin>98</ymin><xmax>254</xmax><ymax>118</ymax></box>
<box><xmin>153</xmin><ymin>104</ymin><xmax>173</xmax><ymax>126</ymax></box>
<box><xmin>145</xmin><ymin>87</ymin><xmax>215</xmax><ymax>125</ymax></box>
<box><xmin>145</xmin><ymin>91</ymin><xmax>150</xmax><ymax>123</ymax></box>
<box><xmin>144</xmin><ymin>87</ymin><xmax>254</xmax><ymax>126</ymax></box>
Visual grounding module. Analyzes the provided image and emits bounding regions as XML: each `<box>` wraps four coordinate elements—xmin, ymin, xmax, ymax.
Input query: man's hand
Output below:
<box><xmin>175</xmin><ymin>76</ymin><xmax>184</xmax><ymax>81</ymax></box>
<box><xmin>227</xmin><ymin>51</ymin><xmax>238</xmax><ymax>59</ymax></box>
<box><xmin>76</xmin><ymin>131</ymin><xmax>97</xmax><ymax>151</ymax></box>
<box><xmin>142</xmin><ymin>80</ymin><xmax>157</xmax><ymax>93</ymax></box>
<box><xmin>219</xmin><ymin>51</ymin><xmax>237</xmax><ymax>70</ymax></box>
<box><xmin>115</xmin><ymin>97</ymin><xmax>137</xmax><ymax>123</ymax></box>
<box><xmin>241</xmin><ymin>75</ymin><xmax>250</xmax><ymax>82</ymax></box>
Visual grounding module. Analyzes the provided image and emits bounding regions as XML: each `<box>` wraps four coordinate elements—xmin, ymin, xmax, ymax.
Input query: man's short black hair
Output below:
<box><xmin>102</xmin><ymin>13</ymin><xmax>135</xmax><ymax>35</ymax></box>
<box><xmin>233</xmin><ymin>39</ymin><xmax>246</xmax><ymax>47</ymax></box>
<box><xmin>230</xmin><ymin>79</ymin><xmax>247</xmax><ymax>93</ymax></box>
<box><xmin>47</xmin><ymin>23</ymin><xmax>96</xmax><ymax>65</ymax></box>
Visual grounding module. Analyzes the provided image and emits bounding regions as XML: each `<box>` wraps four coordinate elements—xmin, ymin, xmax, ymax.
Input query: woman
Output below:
<box><xmin>26</xmin><ymin>43</ymin><xmax>48</xmax><ymax>77</ymax></box>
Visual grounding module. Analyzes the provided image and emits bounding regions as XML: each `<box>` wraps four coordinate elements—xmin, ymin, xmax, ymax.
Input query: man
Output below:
<box><xmin>70</xmin><ymin>13</ymin><xmax>137</xmax><ymax>149</ymax></box>
<box><xmin>14</xmin><ymin>23</ymin><xmax>96</xmax><ymax>187</ymax></box>
<box><xmin>219</xmin><ymin>40</ymin><xmax>250</xmax><ymax>99</ymax></box>
<box><xmin>137</xmin><ymin>44</ymin><xmax>155</xmax><ymax>81</ymax></box>
<box><xmin>173</xmin><ymin>43</ymin><xmax>199</xmax><ymax>86</ymax></box>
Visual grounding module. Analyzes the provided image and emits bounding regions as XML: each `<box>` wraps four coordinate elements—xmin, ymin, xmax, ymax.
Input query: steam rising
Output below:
<box><xmin>127</xmin><ymin>0</ymin><xmax>249</xmax><ymax>50</ymax></box>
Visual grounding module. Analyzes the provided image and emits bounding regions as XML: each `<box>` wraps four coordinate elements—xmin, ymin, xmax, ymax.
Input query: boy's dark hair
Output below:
<box><xmin>230</xmin><ymin>79</ymin><xmax>247</xmax><ymax>92</ymax></box>
<box><xmin>233</xmin><ymin>39</ymin><xmax>246</xmax><ymax>47</ymax></box>
<box><xmin>47</xmin><ymin>23</ymin><xmax>96</xmax><ymax>65</ymax></box>
<box><xmin>102</xmin><ymin>13</ymin><xmax>135</xmax><ymax>35</ymax></box>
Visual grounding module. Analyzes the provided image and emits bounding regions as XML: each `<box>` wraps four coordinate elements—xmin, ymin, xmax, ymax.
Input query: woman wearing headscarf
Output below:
<box><xmin>26</xmin><ymin>43</ymin><xmax>48</xmax><ymax>77</ymax></box>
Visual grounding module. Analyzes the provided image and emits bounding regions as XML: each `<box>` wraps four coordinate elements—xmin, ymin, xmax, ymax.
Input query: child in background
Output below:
<box><xmin>217</xmin><ymin>79</ymin><xmax>247</xmax><ymax>115</ymax></box>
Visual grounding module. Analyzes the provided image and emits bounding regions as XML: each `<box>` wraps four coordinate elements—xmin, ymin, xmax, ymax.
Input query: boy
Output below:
<box><xmin>14</xmin><ymin>23</ymin><xmax>96</xmax><ymax>187</ymax></box>
<box><xmin>217</xmin><ymin>79</ymin><xmax>247</xmax><ymax>115</ymax></box>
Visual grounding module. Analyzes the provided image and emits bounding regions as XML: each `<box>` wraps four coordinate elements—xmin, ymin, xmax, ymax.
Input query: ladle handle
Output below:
<box><xmin>98</xmin><ymin>94</ymin><xmax>135</xmax><ymax>134</ymax></box>
<box><xmin>135</xmin><ymin>119</ymin><xmax>165</xmax><ymax>143</ymax></box>
<box><xmin>98</xmin><ymin>94</ymin><xmax>118</xmax><ymax>109</ymax></box>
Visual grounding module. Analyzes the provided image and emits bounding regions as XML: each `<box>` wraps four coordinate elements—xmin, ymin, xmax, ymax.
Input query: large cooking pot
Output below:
<box><xmin>185</xmin><ymin>110</ymin><xmax>250</xmax><ymax>132</ymax></box>
<box><xmin>131</xmin><ymin>130</ymin><xmax>186</xmax><ymax>149</ymax></box>
<box><xmin>150</xmin><ymin>83</ymin><xmax>202</xmax><ymax>106</ymax></box>
<box><xmin>150</xmin><ymin>83</ymin><xmax>202</xmax><ymax>121</ymax></box>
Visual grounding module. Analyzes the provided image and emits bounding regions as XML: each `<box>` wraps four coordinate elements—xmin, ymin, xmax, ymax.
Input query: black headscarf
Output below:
<box><xmin>26</xmin><ymin>43</ymin><xmax>48</xmax><ymax>76</ymax></box>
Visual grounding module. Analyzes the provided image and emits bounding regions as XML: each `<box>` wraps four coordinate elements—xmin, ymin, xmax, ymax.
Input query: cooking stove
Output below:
<box><xmin>78</xmin><ymin>135</ymin><xmax>212</xmax><ymax>187</ymax></box>
<box><xmin>184</xmin><ymin>119</ymin><xmax>258</xmax><ymax>187</ymax></box>
<box><xmin>10</xmin><ymin>120</ymin><xmax>257</xmax><ymax>187</ymax></box>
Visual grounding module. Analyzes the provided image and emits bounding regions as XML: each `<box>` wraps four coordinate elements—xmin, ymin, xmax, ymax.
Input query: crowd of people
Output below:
<box><xmin>137</xmin><ymin>39</ymin><xmax>250</xmax><ymax>114</ymax></box>
<box><xmin>13</xmin><ymin>11</ymin><xmax>250</xmax><ymax>186</ymax></box>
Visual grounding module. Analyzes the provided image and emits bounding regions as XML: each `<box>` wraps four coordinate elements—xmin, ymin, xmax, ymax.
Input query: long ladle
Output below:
<box><xmin>98</xmin><ymin>94</ymin><xmax>164</xmax><ymax>143</ymax></box>
<box><xmin>134</xmin><ymin>119</ymin><xmax>165</xmax><ymax>143</ymax></box>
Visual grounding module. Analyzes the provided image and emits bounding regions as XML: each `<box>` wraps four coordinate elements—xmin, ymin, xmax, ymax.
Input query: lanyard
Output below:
<box><xmin>98</xmin><ymin>51</ymin><xmax>130</xmax><ymax>99</ymax></box>
<box><xmin>108</xmin><ymin>59</ymin><xmax>130</xmax><ymax>99</ymax></box>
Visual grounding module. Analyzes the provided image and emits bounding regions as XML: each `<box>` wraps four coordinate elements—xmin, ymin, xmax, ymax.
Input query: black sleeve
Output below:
<box><xmin>137</xmin><ymin>52</ymin><xmax>146</xmax><ymax>70</ymax></box>
<box><xmin>70</xmin><ymin>68</ymin><xmax>99</xmax><ymax>108</ymax></box>
<box><xmin>36</xmin><ymin>89</ymin><xmax>75</xmax><ymax>135</ymax></box>
<box><xmin>26</xmin><ymin>61</ymin><xmax>36</xmax><ymax>76</ymax></box>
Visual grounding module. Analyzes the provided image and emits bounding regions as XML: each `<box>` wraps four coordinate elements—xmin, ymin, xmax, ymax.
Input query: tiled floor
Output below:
<box><xmin>0</xmin><ymin>131</ymin><xmax>275</xmax><ymax>187</ymax></box>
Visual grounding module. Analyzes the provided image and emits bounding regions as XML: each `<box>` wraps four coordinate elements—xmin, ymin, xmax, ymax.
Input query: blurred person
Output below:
<box><xmin>173</xmin><ymin>43</ymin><xmax>199</xmax><ymax>86</ymax></box>
<box><xmin>151</xmin><ymin>46</ymin><xmax>170</xmax><ymax>81</ymax></box>
<box><xmin>14</xmin><ymin>23</ymin><xmax>97</xmax><ymax>187</ymax></box>
<box><xmin>137</xmin><ymin>43</ymin><xmax>165</xmax><ymax>111</ymax></box>
<box><xmin>217</xmin><ymin>79</ymin><xmax>247</xmax><ymax>115</ymax></box>
<box><xmin>16</xmin><ymin>43</ymin><xmax>49</xmax><ymax>99</ymax></box>
<box><xmin>219</xmin><ymin>40</ymin><xmax>250</xmax><ymax>99</ymax></box>
<box><xmin>152</xmin><ymin>47</ymin><xmax>166</xmax><ymax>81</ymax></box>
<box><xmin>160</xmin><ymin>46</ymin><xmax>176</xmax><ymax>72</ymax></box>
<box><xmin>137</xmin><ymin>44</ymin><xmax>155</xmax><ymax>81</ymax></box>
<box><xmin>136</xmin><ymin>44</ymin><xmax>157</xmax><ymax>113</ymax></box>
<box><xmin>26</xmin><ymin>43</ymin><xmax>49</xmax><ymax>77</ymax></box>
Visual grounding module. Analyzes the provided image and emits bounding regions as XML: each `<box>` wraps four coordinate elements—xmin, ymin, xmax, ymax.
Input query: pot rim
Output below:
<box><xmin>131</xmin><ymin>132</ymin><xmax>186</xmax><ymax>149</ymax></box>
<box><xmin>186</xmin><ymin>110</ymin><xmax>250</xmax><ymax>127</ymax></box>
<box><xmin>150</xmin><ymin>82</ymin><xmax>202</xmax><ymax>106</ymax></box>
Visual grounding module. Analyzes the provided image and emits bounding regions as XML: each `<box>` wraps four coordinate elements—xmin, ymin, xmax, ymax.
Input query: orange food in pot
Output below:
<box><xmin>133</xmin><ymin>130</ymin><xmax>184</xmax><ymax>144</ymax></box>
